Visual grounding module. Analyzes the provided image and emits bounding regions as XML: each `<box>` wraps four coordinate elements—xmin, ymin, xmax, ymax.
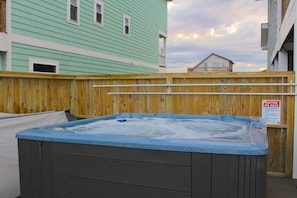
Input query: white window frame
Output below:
<box><xmin>29</xmin><ymin>58</ymin><xmax>59</xmax><ymax>74</ymax></box>
<box><xmin>123</xmin><ymin>14</ymin><xmax>130</xmax><ymax>36</ymax></box>
<box><xmin>67</xmin><ymin>0</ymin><xmax>80</xmax><ymax>25</ymax></box>
<box><xmin>94</xmin><ymin>0</ymin><xmax>104</xmax><ymax>26</ymax></box>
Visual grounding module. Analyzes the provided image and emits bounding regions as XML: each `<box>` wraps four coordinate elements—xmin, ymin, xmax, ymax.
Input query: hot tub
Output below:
<box><xmin>16</xmin><ymin>113</ymin><xmax>268</xmax><ymax>198</ymax></box>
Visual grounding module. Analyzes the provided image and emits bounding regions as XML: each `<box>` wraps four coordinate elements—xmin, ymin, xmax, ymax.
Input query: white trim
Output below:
<box><xmin>159</xmin><ymin>31</ymin><xmax>167</xmax><ymax>38</ymax></box>
<box><xmin>6</xmin><ymin>0</ymin><xmax>11</xmax><ymax>34</ymax></box>
<box><xmin>293</xmin><ymin>20</ymin><xmax>297</xmax><ymax>179</ymax></box>
<box><xmin>67</xmin><ymin>0</ymin><xmax>80</xmax><ymax>25</ymax></box>
<box><xmin>123</xmin><ymin>14</ymin><xmax>130</xmax><ymax>36</ymax></box>
<box><xmin>6</xmin><ymin>0</ymin><xmax>12</xmax><ymax>71</ymax></box>
<box><xmin>11</xmin><ymin>34</ymin><xmax>157</xmax><ymax>69</ymax></box>
<box><xmin>94</xmin><ymin>0</ymin><xmax>104</xmax><ymax>26</ymax></box>
<box><xmin>29</xmin><ymin>57</ymin><xmax>59</xmax><ymax>73</ymax></box>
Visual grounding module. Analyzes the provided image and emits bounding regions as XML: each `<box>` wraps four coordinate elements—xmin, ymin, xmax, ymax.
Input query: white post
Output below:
<box><xmin>5</xmin><ymin>0</ymin><xmax>12</xmax><ymax>71</ymax></box>
<box><xmin>293</xmin><ymin>21</ymin><xmax>297</xmax><ymax>179</ymax></box>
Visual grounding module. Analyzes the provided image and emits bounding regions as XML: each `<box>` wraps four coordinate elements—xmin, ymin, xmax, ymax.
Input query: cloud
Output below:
<box><xmin>166</xmin><ymin>0</ymin><xmax>267</xmax><ymax>72</ymax></box>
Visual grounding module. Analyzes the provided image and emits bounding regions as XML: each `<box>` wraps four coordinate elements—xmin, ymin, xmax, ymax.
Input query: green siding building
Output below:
<box><xmin>0</xmin><ymin>0</ymin><xmax>171</xmax><ymax>74</ymax></box>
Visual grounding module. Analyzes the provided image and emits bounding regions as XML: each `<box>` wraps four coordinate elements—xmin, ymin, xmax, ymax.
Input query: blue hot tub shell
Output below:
<box><xmin>16</xmin><ymin>113</ymin><xmax>268</xmax><ymax>198</ymax></box>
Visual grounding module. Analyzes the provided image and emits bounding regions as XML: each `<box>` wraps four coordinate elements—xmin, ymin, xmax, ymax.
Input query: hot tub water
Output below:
<box><xmin>62</xmin><ymin>117</ymin><xmax>248</xmax><ymax>141</ymax></box>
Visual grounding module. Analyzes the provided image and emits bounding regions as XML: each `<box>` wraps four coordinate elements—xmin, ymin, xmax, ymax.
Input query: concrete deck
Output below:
<box><xmin>267</xmin><ymin>176</ymin><xmax>297</xmax><ymax>198</ymax></box>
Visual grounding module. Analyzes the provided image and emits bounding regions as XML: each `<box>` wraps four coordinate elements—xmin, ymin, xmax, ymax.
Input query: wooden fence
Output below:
<box><xmin>0</xmin><ymin>71</ymin><xmax>295</xmax><ymax>177</ymax></box>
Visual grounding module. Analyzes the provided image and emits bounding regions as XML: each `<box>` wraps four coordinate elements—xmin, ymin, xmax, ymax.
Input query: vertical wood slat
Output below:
<box><xmin>165</xmin><ymin>75</ymin><xmax>173</xmax><ymax>114</ymax></box>
<box><xmin>0</xmin><ymin>71</ymin><xmax>295</xmax><ymax>177</ymax></box>
<box><xmin>286</xmin><ymin>74</ymin><xmax>295</xmax><ymax>177</ymax></box>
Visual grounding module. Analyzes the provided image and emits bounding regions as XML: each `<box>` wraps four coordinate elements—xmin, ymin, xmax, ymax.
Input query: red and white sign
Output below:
<box><xmin>263</xmin><ymin>100</ymin><xmax>280</xmax><ymax>107</ymax></box>
<box><xmin>262</xmin><ymin>100</ymin><xmax>281</xmax><ymax>124</ymax></box>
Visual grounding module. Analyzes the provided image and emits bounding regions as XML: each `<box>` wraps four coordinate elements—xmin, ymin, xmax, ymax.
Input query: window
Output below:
<box><xmin>217</xmin><ymin>62</ymin><xmax>225</xmax><ymax>67</ymax></box>
<box><xmin>204</xmin><ymin>63</ymin><xmax>208</xmax><ymax>71</ymax></box>
<box><xmin>67</xmin><ymin>0</ymin><xmax>80</xmax><ymax>25</ymax></box>
<box><xmin>123</xmin><ymin>14</ymin><xmax>130</xmax><ymax>36</ymax></box>
<box><xmin>159</xmin><ymin>33</ymin><xmax>167</xmax><ymax>67</ymax></box>
<box><xmin>94</xmin><ymin>0</ymin><xmax>104</xmax><ymax>26</ymax></box>
<box><xmin>159</xmin><ymin>36</ymin><xmax>166</xmax><ymax>56</ymax></box>
<box><xmin>33</xmin><ymin>64</ymin><xmax>56</xmax><ymax>73</ymax></box>
<box><xmin>29</xmin><ymin>58</ymin><xmax>59</xmax><ymax>73</ymax></box>
<box><xmin>204</xmin><ymin>63</ymin><xmax>211</xmax><ymax>71</ymax></box>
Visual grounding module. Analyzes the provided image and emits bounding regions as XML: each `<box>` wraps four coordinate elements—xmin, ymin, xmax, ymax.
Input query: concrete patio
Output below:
<box><xmin>267</xmin><ymin>176</ymin><xmax>297</xmax><ymax>198</ymax></box>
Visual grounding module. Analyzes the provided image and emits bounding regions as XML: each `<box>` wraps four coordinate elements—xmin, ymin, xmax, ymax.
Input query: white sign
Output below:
<box><xmin>262</xmin><ymin>100</ymin><xmax>281</xmax><ymax>124</ymax></box>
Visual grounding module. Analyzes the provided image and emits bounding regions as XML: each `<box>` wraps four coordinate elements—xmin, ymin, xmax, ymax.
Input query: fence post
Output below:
<box><xmin>165</xmin><ymin>75</ymin><xmax>173</xmax><ymax>114</ymax></box>
<box><xmin>70</xmin><ymin>78</ymin><xmax>78</xmax><ymax>116</ymax></box>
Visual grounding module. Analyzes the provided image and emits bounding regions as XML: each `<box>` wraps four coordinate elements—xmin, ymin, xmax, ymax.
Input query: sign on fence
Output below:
<box><xmin>262</xmin><ymin>100</ymin><xmax>281</xmax><ymax>124</ymax></box>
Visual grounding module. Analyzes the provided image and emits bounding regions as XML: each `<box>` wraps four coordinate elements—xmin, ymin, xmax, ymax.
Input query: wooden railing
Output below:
<box><xmin>0</xmin><ymin>71</ymin><xmax>295</xmax><ymax>177</ymax></box>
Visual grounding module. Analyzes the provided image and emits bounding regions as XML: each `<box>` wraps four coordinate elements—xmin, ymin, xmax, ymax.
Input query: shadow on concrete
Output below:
<box><xmin>267</xmin><ymin>176</ymin><xmax>297</xmax><ymax>198</ymax></box>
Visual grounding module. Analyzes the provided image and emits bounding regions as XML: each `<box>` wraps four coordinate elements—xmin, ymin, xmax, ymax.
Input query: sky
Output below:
<box><xmin>166</xmin><ymin>0</ymin><xmax>268</xmax><ymax>72</ymax></box>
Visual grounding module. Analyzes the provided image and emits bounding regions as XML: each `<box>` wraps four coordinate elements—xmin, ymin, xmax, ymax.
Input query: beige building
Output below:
<box><xmin>261</xmin><ymin>0</ymin><xmax>297</xmax><ymax>179</ymax></box>
<box><xmin>188</xmin><ymin>53</ymin><xmax>233</xmax><ymax>72</ymax></box>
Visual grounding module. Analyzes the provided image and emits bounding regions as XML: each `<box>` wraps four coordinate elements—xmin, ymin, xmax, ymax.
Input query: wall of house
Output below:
<box><xmin>192</xmin><ymin>56</ymin><xmax>231</xmax><ymax>72</ymax></box>
<box><xmin>267</xmin><ymin>0</ymin><xmax>278</xmax><ymax>69</ymax></box>
<box><xmin>11</xmin><ymin>43</ymin><xmax>156</xmax><ymax>74</ymax></box>
<box><xmin>10</xmin><ymin>0</ymin><xmax>168</xmax><ymax>74</ymax></box>
<box><xmin>266</xmin><ymin>0</ymin><xmax>295</xmax><ymax>71</ymax></box>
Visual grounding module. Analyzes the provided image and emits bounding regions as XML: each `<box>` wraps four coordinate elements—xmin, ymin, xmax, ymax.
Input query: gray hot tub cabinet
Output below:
<box><xmin>18</xmin><ymin>140</ymin><xmax>266</xmax><ymax>198</ymax></box>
